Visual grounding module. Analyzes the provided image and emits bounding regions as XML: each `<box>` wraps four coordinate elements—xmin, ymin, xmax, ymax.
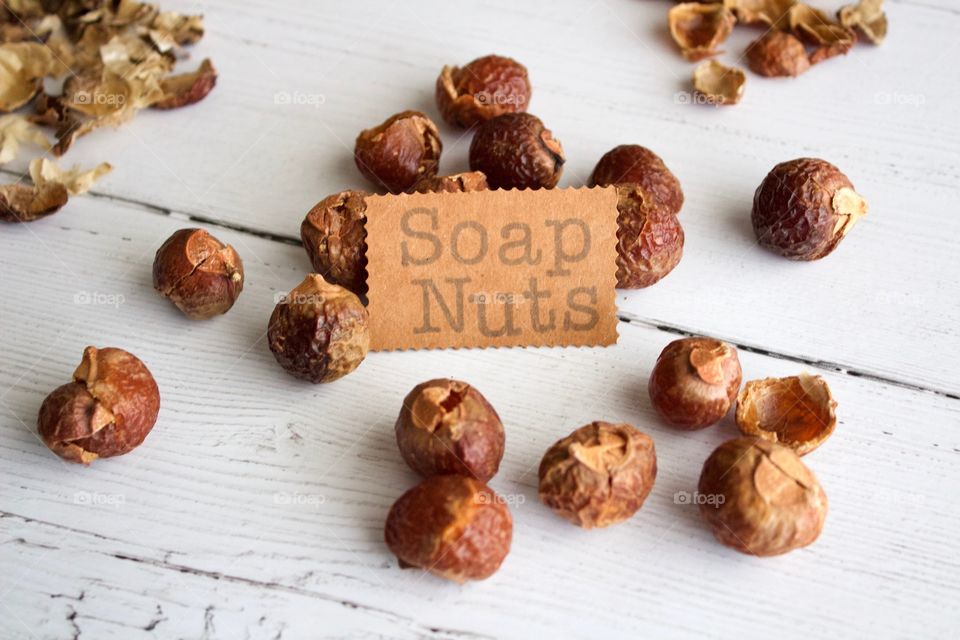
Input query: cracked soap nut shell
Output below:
<box><xmin>385</xmin><ymin>474</ymin><xmax>513</xmax><ymax>583</ymax></box>
<box><xmin>591</xmin><ymin>145</ymin><xmax>684</xmax><ymax>216</ymax></box>
<box><xmin>649</xmin><ymin>337</ymin><xmax>742</xmax><ymax>429</ymax></box>
<box><xmin>267</xmin><ymin>274</ymin><xmax>369</xmax><ymax>383</ymax></box>
<box><xmin>613</xmin><ymin>184</ymin><xmax>684</xmax><ymax>289</ymax></box>
<box><xmin>745</xmin><ymin>31</ymin><xmax>811</xmax><ymax>77</ymax></box>
<box><xmin>736</xmin><ymin>374</ymin><xmax>837</xmax><ymax>455</ymax></box>
<box><xmin>436</xmin><ymin>54</ymin><xmax>531</xmax><ymax>128</ymax></box>
<box><xmin>153</xmin><ymin>228</ymin><xmax>244</xmax><ymax>319</ymax></box>
<box><xmin>395</xmin><ymin>379</ymin><xmax>505</xmax><ymax>482</ymax></box>
<box><xmin>668</xmin><ymin>3</ymin><xmax>737</xmax><ymax>61</ymax></box>
<box><xmin>410</xmin><ymin>171</ymin><xmax>489</xmax><ymax>194</ymax></box>
<box><xmin>752</xmin><ymin>158</ymin><xmax>868</xmax><ymax>260</ymax></box>
<box><xmin>354</xmin><ymin>110</ymin><xmax>442</xmax><ymax>194</ymax></box>
<box><xmin>469</xmin><ymin>113</ymin><xmax>564</xmax><ymax>190</ymax></box>
<box><xmin>301</xmin><ymin>190</ymin><xmax>369</xmax><ymax>296</ymax></box>
<box><xmin>538</xmin><ymin>422</ymin><xmax>657</xmax><ymax>528</ymax></box>
<box><xmin>37</xmin><ymin>347</ymin><xmax>160</xmax><ymax>464</ymax></box>
<box><xmin>698</xmin><ymin>437</ymin><xmax>828</xmax><ymax>556</ymax></box>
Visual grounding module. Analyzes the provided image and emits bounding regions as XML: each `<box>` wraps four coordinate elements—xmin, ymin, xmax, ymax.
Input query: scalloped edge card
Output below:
<box><xmin>364</xmin><ymin>187</ymin><xmax>619</xmax><ymax>351</ymax></box>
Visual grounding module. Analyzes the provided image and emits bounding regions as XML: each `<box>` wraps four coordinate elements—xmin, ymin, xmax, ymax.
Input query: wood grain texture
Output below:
<box><xmin>1</xmin><ymin>200</ymin><xmax>959</xmax><ymax>638</ymax></box>
<box><xmin>1</xmin><ymin>0</ymin><xmax>958</xmax><ymax>638</ymax></box>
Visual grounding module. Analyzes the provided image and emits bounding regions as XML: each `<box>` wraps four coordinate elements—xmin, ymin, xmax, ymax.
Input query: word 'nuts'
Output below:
<box><xmin>436</xmin><ymin>54</ymin><xmax>531</xmax><ymax>128</ymax></box>
<box><xmin>153</xmin><ymin>228</ymin><xmax>244</xmax><ymax>320</ymax></box>
<box><xmin>752</xmin><ymin>157</ymin><xmax>868</xmax><ymax>260</ymax></box>
<box><xmin>469</xmin><ymin>113</ymin><xmax>564</xmax><ymax>190</ymax></box>
<box><xmin>539</xmin><ymin>421</ymin><xmax>657</xmax><ymax>528</ymax></box>
<box><xmin>698</xmin><ymin>437</ymin><xmax>828</xmax><ymax>556</ymax></box>
<box><xmin>385</xmin><ymin>474</ymin><xmax>513</xmax><ymax>583</ymax></box>
<box><xmin>396</xmin><ymin>379</ymin><xmax>505</xmax><ymax>482</ymax></box>
<box><xmin>649</xmin><ymin>337</ymin><xmax>742</xmax><ymax>429</ymax></box>
<box><xmin>267</xmin><ymin>274</ymin><xmax>370</xmax><ymax>383</ymax></box>
<box><xmin>354</xmin><ymin>110</ymin><xmax>442</xmax><ymax>194</ymax></box>
<box><xmin>38</xmin><ymin>346</ymin><xmax>160</xmax><ymax>464</ymax></box>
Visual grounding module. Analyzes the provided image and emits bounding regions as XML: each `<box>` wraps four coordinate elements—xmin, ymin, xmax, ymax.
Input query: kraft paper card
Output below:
<box><xmin>364</xmin><ymin>187</ymin><xmax>619</xmax><ymax>351</ymax></box>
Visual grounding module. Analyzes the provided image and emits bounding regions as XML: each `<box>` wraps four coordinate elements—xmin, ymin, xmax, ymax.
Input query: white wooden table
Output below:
<box><xmin>2</xmin><ymin>1</ymin><xmax>959</xmax><ymax>638</ymax></box>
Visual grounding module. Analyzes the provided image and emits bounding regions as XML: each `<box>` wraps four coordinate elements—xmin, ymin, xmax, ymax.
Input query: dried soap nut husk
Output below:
<box><xmin>384</xmin><ymin>474</ymin><xmax>513</xmax><ymax>583</ymax></box>
<box><xmin>838</xmin><ymin>0</ymin><xmax>887</xmax><ymax>45</ymax></box>
<box><xmin>267</xmin><ymin>274</ymin><xmax>370</xmax><ymax>383</ymax></box>
<box><xmin>692</xmin><ymin>60</ymin><xmax>746</xmax><ymax>106</ymax></box>
<box><xmin>614</xmin><ymin>184</ymin><xmax>684</xmax><ymax>289</ymax></box>
<box><xmin>698</xmin><ymin>437</ymin><xmax>828</xmax><ymax>556</ymax></box>
<box><xmin>395</xmin><ymin>379</ymin><xmax>505</xmax><ymax>482</ymax></box>
<box><xmin>590</xmin><ymin>145</ymin><xmax>684</xmax><ymax>216</ymax></box>
<box><xmin>736</xmin><ymin>374</ymin><xmax>837</xmax><ymax>455</ymax></box>
<box><xmin>409</xmin><ymin>171</ymin><xmax>489</xmax><ymax>194</ymax></box>
<box><xmin>723</xmin><ymin>0</ymin><xmax>796</xmax><ymax>27</ymax></box>
<box><xmin>649</xmin><ymin>337</ymin><xmax>742</xmax><ymax>429</ymax></box>
<box><xmin>153</xmin><ymin>228</ymin><xmax>244</xmax><ymax>319</ymax></box>
<box><xmin>300</xmin><ymin>190</ymin><xmax>369</xmax><ymax>296</ymax></box>
<box><xmin>789</xmin><ymin>3</ymin><xmax>857</xmax><ymax>64</ymax></box>
<box><xmin>745</xmin><ymin>31</ymin><xmax>811</xmax><ymax>77</ymax></box>
<box><xmin>354</xmin><ymin>110</ymin><xmax>442</xmax><ymax>193</ymax></box>
<box><xmin>538</xmin><ymin>422</ymin><xmax>657</xmax><ymax>528</ymax></box>
<box><xmin>668</xmin><ymin>3</ymin><xmax>737</xmax><ymax>61</ymax></box>
<box><xmin>435</xmin><ymin>55</ymin><xmax>531</xmax><ymax>128</ymax></box>
<box><xmin>468</xmin><ymin>113</ymin><xmax>564</xmax><ymax>190</ymax></box>
<box><xmin>752</xmin><ymin>157</ymin><xmax>868</xmax><ymax>260</ymax></box>
<box><xmin>37</xmin><ymin>347</ymin><xmax>161</xmax><ymax>464</ymax></box>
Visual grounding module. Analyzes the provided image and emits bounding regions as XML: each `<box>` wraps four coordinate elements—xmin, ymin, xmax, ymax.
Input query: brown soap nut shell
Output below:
<box><xmin>590</xmin><ymin>145</ymin><xmax>684</xmax><ymax>216</ymax></box>
<box><xmin>300</xmin><ymin>190</ymin><xmax>369</xmax><ymax>297</ymax></box>
<box><xmin>37</xmin><ymin>347</ymin><xmax>160</xmax><ymax>464</ymax></box>
<box><xmin>736</xmin><ymin>374</ymin><xmax>837</xmax><ymax>455</ymax></box>
<box><xmin>384</xmin><ymin>474</ymin><xmax>513</xmax><ymax>583</ymax></box>
<box><xmin>614</xmin><ymin>184</ymin><xmax>684</xmax><ymax>289</ymax></box>
<box><xmin>668</xmin><ymin>2</ymin><xmax>737</xmax><ymax>61</ymax></box>
<box><xmin>698</xmin><ymin>437</ymin><xmax>828</xmax><ymax>556</ymax></box>
<box><xmin>649</xmin><ymin>337</ymin><xmax>742</xmax><ymax>429</ymax></box>
<box><xmin>436</xmin><ymin>54</ymin><xmax>531</xmax><ymax>128</ymax></box>
<box><xmin>745</xmin><ymin>31</ymin><xmax>811</xmax><ymax>77</ymax></box>
<box><xmin>354</xmin><ymin>110</ymin><xmax>442</xmax><ymax>194</ymax></box>
<box><xmin>409</xmin><ymin>171</ymin><xmax>489</xmax><ymax>194</ymax></box>
<box><xmin>153</xmin><ymin>228</ymin><xmax>244</xmax><ymax>319</ymax></box>
<box><xmin>538</xmin><ymin>421</ymin><xmax>657</xmax><ymax>528</ymax></box>
<box><xmin>468</xmin><ymin>113</ymin><xmax>564</xmax><ymax>190</ymax></box>
<box><xmin>267</xmin><ymin>274</ymin><xmax>370</xmax><ymax>383</ymax></box>
<box><xmin>395</xmin><ymin>379</ymin><xmax>505</xmax><ymax>482</ymax></box>
<box><xmin>752</xmin><ymin>157</ymin><xmax>868</xmax><ymax>260</ymax></box>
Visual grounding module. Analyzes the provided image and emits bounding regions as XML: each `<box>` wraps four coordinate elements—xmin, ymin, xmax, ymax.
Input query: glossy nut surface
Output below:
<box><xmin>153</xmin><ymin>228</ymin><xmax>244</xmax><ymax>319</ymax></box>
<box><xmin>300</xmin><ymin>190</ymin><xmax>369</xmax><ymax>296</ymax></box>
<box><xmin>468</xmin><ymin>113</ymin><xmax>564</xmax><ymax>190</ymax></box>
<box><xmin>267</xmin><ymin>274</ymin><xmax>369</xmax><ymax>383</ymax></box>
<box><xmin>539</xmin><ymin>421</ymin><xmax>657</xmax><ymax>528</ymax></box>
<box><xmin>614</xmin><ymin>184</ymin><xmax>684</xmax><ymax>289</ymax></box>
<box><xmin>395</xmin><ymin>379</ymin><xmax>505</xmax><ymax>482</ymax></box>
<box><xmin>354</xmin><ymin>110</ymin><xmax>442</xmax><ymax>193</ymax></box>
<box><xmin>37</xmin><ymin>347</ymin><xmax>160</xmax><ymax>464</ymax></box>
<box><xmin>436</xmin><ymin>54</ymin><xmax>530</xmax><ymax>128</ymax></box>
<box><xmin>698</xmin><ymin>437</ymin><xmax>828</xmax><ymax>556</ymax></box>
<box><xmin>649</xmin><ymin>337</ymin><xmax>742</xmax><ymax>429</ymax></box>
<box><xmin>590</xmin><ymin>145</ymin><xmax>684</xmax><ymax>216</ymax></box>
<box><xmin>385</xmin><ymin>474</ymin><xmax>512</xmax><ymax>583</ymax></box>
